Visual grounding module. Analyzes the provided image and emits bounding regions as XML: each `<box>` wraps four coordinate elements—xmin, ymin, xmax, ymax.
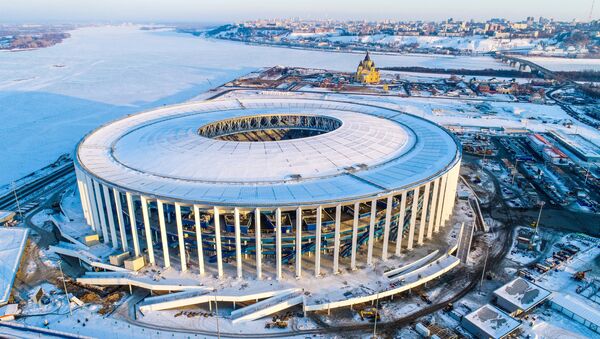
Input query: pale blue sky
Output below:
<box><xmin>1</xmin><ymin>0</ymin><xmax>596</xmax><ymax>23</ymax></box>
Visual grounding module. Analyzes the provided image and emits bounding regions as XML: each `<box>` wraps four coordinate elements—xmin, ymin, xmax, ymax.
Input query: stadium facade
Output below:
<box><xmin>74</xmin><ymin>97</ymin><xmax>461</xmax><ymax>280</ymax></box>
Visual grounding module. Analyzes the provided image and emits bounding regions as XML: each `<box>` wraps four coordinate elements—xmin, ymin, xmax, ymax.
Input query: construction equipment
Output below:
<box><xmin>419</xmin><ymin>293</ymin><xmax>432</xmax><ymax>305</ymax></box>
<box><xmin>443</xmin><ymin>303</ymin><xmax>454</xmax><ymax>313</ymax></box>
<box><xmin>265</xmin><ymin>320</ymin><xmax>288</xmax><ymax>329</ymax></box>
<box><xmin>358</xmin><ymin>307</ymin><xmax>380</xmax><ymax>322</ymax></box>
<box><xmin>574</xmin><ymin>269</ymin><xmax>592</xmax><ymax>281</ymax></box>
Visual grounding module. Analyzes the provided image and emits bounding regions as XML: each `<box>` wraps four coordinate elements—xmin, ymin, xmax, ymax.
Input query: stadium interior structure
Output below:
<box><xmin>74</xmin><ymin>97</ymin><xmax>462</xmax><ymax>284</ymax></box>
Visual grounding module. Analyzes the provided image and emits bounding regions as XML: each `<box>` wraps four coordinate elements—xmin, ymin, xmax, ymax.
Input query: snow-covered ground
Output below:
<box><xmin>326</xmin><ymin>34</ymin><xmax>543</xmax><ymax>53</ymax></box>
<box><xmin>0</xmin><ymin>25</ymin><xmax>512</xmax><ymax>186</ymax></box>
<box><xmin>522</xmin><ymin>56</ymin><xmax>600</xmax><ymax>72</ymax></box>
<box><xmin>221</xmin><ymin>89</ymin><xmax>600</xmax><ymax>146</ymax></box>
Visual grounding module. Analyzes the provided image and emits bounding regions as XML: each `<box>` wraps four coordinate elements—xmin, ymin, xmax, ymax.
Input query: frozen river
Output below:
<box><xmin>0</xmin><ymin>25</ymin><xmax>510</xmax><ymax>185</ymax></box>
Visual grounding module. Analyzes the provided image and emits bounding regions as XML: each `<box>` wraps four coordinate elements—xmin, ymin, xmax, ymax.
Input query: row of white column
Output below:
<box><xmin>75</xmin><ymin>161</ymin><xmax>460</xmax><ymax>280</ymax></box>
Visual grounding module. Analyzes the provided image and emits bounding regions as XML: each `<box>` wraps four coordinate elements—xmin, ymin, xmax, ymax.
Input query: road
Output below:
<box><xmin>0</xmin><ymin>162</ymin><xmax>74</xmax><ymax>210</ymax></box>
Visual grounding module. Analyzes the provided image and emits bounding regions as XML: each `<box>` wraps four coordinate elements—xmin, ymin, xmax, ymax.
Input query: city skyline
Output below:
<box><xmin>1</xmin><ymin>0</ymin><xmax>598</xmax><ymax>23</ymax></box>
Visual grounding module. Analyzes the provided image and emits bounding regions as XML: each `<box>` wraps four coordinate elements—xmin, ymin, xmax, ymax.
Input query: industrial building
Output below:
<box><xmin>550</xmin><ymin>131</ymin><xmax>600</xmax><ymax>163</ymax></box>
<box><xmin>74</xmin><ymin>97</ymin><xmax>461</xmax><ymax>282</ymax></box>
<box><xmin>526</xmin><ymin>134</ymin><xmax>568</xmax><ymax>165</ymax></box>
<box><xmin>550</xmin><ymin>294</ymin><xmax>600</xmax><ymax>334</ymax></box>
<box><xmin>492</xmin><ymin>277</ymin><xmax>551</xmax><ymax>316</ymax></box>
<box><xmin>461</xmin><ymin>304</ymin><xmax>521</xmax><ymax>339</ymax></box>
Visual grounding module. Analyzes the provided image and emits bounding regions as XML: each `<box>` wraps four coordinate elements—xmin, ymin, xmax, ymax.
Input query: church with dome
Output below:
<box><xmin>354</xmin><ymin>52</ymin><xmax>380</xmax><ymax>84</ymax></box>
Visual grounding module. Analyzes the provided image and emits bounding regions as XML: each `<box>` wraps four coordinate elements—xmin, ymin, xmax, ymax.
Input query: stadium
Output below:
<box><xmin>74</xmin><ymin>97</ymin><xmax>462</xmax><ymax>290</ymax></box>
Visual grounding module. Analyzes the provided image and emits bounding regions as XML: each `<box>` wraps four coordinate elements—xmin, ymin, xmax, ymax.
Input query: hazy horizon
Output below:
<box><xmin>1</xmin><ymin>0</ymin><xmax>598</xmax><ymax>24</ymax></box>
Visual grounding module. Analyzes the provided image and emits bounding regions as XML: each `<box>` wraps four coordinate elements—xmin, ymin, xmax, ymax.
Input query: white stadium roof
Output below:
<box><xmin>76</xmin><ymin>98</ymin><xmax>460</xmax><ymax>207</ymax></box>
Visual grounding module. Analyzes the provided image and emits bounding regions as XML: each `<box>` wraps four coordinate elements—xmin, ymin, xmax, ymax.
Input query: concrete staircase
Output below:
<box><xmin>139</xmin><ymin>289</ymin><xmax>211</xmax><ymax>312</ymax></box>
<box><xmin>231</xmin><ymin>288</ymin><xmax>303</xmax><ymax>323</ymax></box>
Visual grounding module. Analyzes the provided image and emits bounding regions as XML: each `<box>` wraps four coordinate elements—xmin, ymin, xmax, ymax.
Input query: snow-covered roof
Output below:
<box><xmin>463</xmin><ymin>304</ymin><xmax>521</xmax><ymax>339</ymax></box>
<box><xmin>76</xmin><ymin>97</ymin><xmax>460</xmax><ymax>207</ymax></box>
<box><xmin>493</xmin><ymin>277</ymin><xmax>551</xmax><ymax>312</ymax></box>
<box><xmin>0</xmin><ymin>228</ymin><xmax>29</xmax><ymax>305</ymax></box>
<box><xmin>551</xmin><ymin>130</ymin><xmax>600</xmax><ymax>160</ymax></box>
<box><xmin>551</xmin><ymin>293</ymin><xmax>600</xmax><ymax>328</ymax></box>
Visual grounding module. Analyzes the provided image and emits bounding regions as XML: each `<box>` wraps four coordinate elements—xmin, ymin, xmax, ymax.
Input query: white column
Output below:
<box><xmin>112</xmin><ymin>189</ymin><xmax>128</xmax><ymax>252</ymax></box>
<box><xmin>75</xmin><ymin>175</ymin><xmax>91</xmax><ymax>225</ymax></box>
<box><xmin>79</xmin><ymin>182</ymin><xmax>91</xmax><ymax>224</ymax></box>
<box><xmin>441</xmin><ymin>168</ymin><xmax>454</xmax><ymax>224</ymax></box>
<box><xmin>157</xmin><ymin>200</ymin><xmax>170</xmax><ymax>268</ymax></box>
<box><xmin>102</xmin><ymin>185</ymin><xmax>119</xmax><ymax>249</ymax></box>
<box><xmin>140</xmin><ymin>196</ymin><xmax>155</xmax><ymax>265</ymax></box>
<box><xmin>350</xmin><ymin>202</ymin><xmax>359</xmax><ymax>270</ymax></box>
<box><xmin>126</xmin><ymin>192</ymin><xmax>140</xmax><ymax>257</ymax></box>
<box><xmin>427</xmin><ymin>179</ymin><xmax>440</xmax><ymax>240</ymax></box>
<box><xmin>314</xmin><ymin>206</ymin><xmax>322</xmax><ymax>277</ymax></box>
<box><xmin>444</xmin><ymin>162</ymin><xmax>461</xmax><ymax>223</ymax></box>
<box><xmin>234</xmin><ymin>207</ymin><xmax>242</xmax><ymax>279</ymax></box>
<box><xmin>85</xmin><ymin>176</ymin><xmax>99</xmax><ymax>232</ymax></box>
<box><xmin>254</xmin><ymin>208</ymin><xmax>262</xmax><ymax>280</ymax></box>
<box><xmin>93</xmin><ymin>181</ymin><xmax>109</xmax><ymax>244</ymax></box>
<box><xmin>175</xmin><ymin>203</ymin><xmax>187</xmax><ymax>272</ymax></box>
<box><xmin>407</xmin><ymin>187</ymin><xmax>420</xmax><ymax>250</ymax></box>
<box><xmin>382</xmin><ymin>195</ymin><xmax>393</xmax><ymax>260</ymax></box>
<box><xmin>193</xmin><ymin>205</ymin><xmax>205</xmax><ymax>275</ymax></box>
<box><xmin>435</xmin><ymin>174</ymin><xmax>448</xmax><ymax>232</ymax></box>
<box><xmin>295</xmin><ymin>207</ymin><xmax>302</xmax><ymax>278</ymax></box>
<box><xmin>395</xmin><ymin>191</ymin><xmax>407</xmax><ymax>256</ymax></box>
<box><xmin>441</xmin><ymin>171</ymin><xmax>452</xmax><ymax>224</ymax></box>
<box><xmin>366</xmin><ymin>199</ymin><xmax>377</xmax><ymax>266</ymax></box>
<box><xmin>213</xmin><ymin>206</ymin><xmax>223</xmax><ymax>278</ymax></box>
<box><xmin>275</xmin><ymin>208</ymin><xmax>282</xmax><ymax>281</ymax></box>
<box><xmin>332</xmin><ymin>205</ymin><xmax>341</xmax><ymax>274</ymax></box>
<box><xmin>418</xmin><ymin>182</ymin><xmax>431</xmax><ymax>245</ymax></box>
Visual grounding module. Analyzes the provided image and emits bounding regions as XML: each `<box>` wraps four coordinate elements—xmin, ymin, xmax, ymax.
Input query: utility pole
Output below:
<box><xmin>479</xmin><ymin>248</ymin><xmax>489</xmax><ymax>293</ymax></box>
<box><xmin>372</xmin><ymin>292</ymin><xmax>379</xmax><ymax>339</ymax></box>
<box><xmin>12</xmin><ymin>182</ymin><xmax>23</xmax><ymax>220</ymax></box>
<box><xmin>511</xmin><ymin>159</ymin><xmax>520</xmax><ymax>185</ymax></box>
<box><xmin>534</xmin><ymin>201</ymin><xmax>545</xmax><ymax>237</ymax></box>
<box><xmin>214</xmin><ymin>294</ymin><xmax>221</xmax><ymax>339</ymax></box>
<box><xmin>584</xmin><ymin>163</ymin><xmax>592</xmax><ymax>185</ymax></box>
<box><xmin>590</xmin><ymin>0</ymin><xmax>596</xmax><ymax>21</ymax></box>
<box><xmin>58</xmin><ymin>260</ymin><xmax>72</xmax><ymax>316</ymax></box>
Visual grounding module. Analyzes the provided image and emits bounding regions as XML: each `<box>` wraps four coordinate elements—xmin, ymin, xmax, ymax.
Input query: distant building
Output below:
<box><xmin>354</xmin><ymin>52</ymin><xmax>380</xmax><ymax>84</ymax></box>
<box><xmin>527</xmin><ymin>134</ymin><xmax>568</xmax><ymax>165</ymax></box>
<box><xmin>550</xmin><ymin>131</ymin><xmax>600</xmax><ymax>163</ymax></box>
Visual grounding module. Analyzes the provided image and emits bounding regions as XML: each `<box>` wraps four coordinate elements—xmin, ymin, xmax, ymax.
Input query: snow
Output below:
<box><xmin>493</xmin><ymin>278</ymin><xmax>551</xmax><ymax>312</ymax></box>
<box><xmin>327</xmin><ymin>34</ymin><xmax>543</xmax><ymax>53</ymax></box>
<box><xmin>462</xmin><ymin>304</ymin><xmax>521</xmax><ymax>338</ymax></box>
<box><xmin>79</xmin><ymin>97</ymin><xmax>458</xmax><ymax>205</ymax></box>
<box><xmin>527</xmin><ymin>316</ymin><xmax>591</xmax><ymax>339</ymax></box>
<box><xmin>551</xmin><ymin>293</ymin><xmax>600</xmax><ymax>328</ymax></box>
<box><xmin>0</xmin><ymin>227</ymin><xmax>29</xmax><ymax>305</ymax></box>
<box><xmin>337</xmin><ymin>95</ymin><xmax>600</xmax><ymax>146</ymax></box>
<box><xmin>0</xmin><ymin>25</ymin><xmax>508</xmax><ymax>186</ymax></box>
